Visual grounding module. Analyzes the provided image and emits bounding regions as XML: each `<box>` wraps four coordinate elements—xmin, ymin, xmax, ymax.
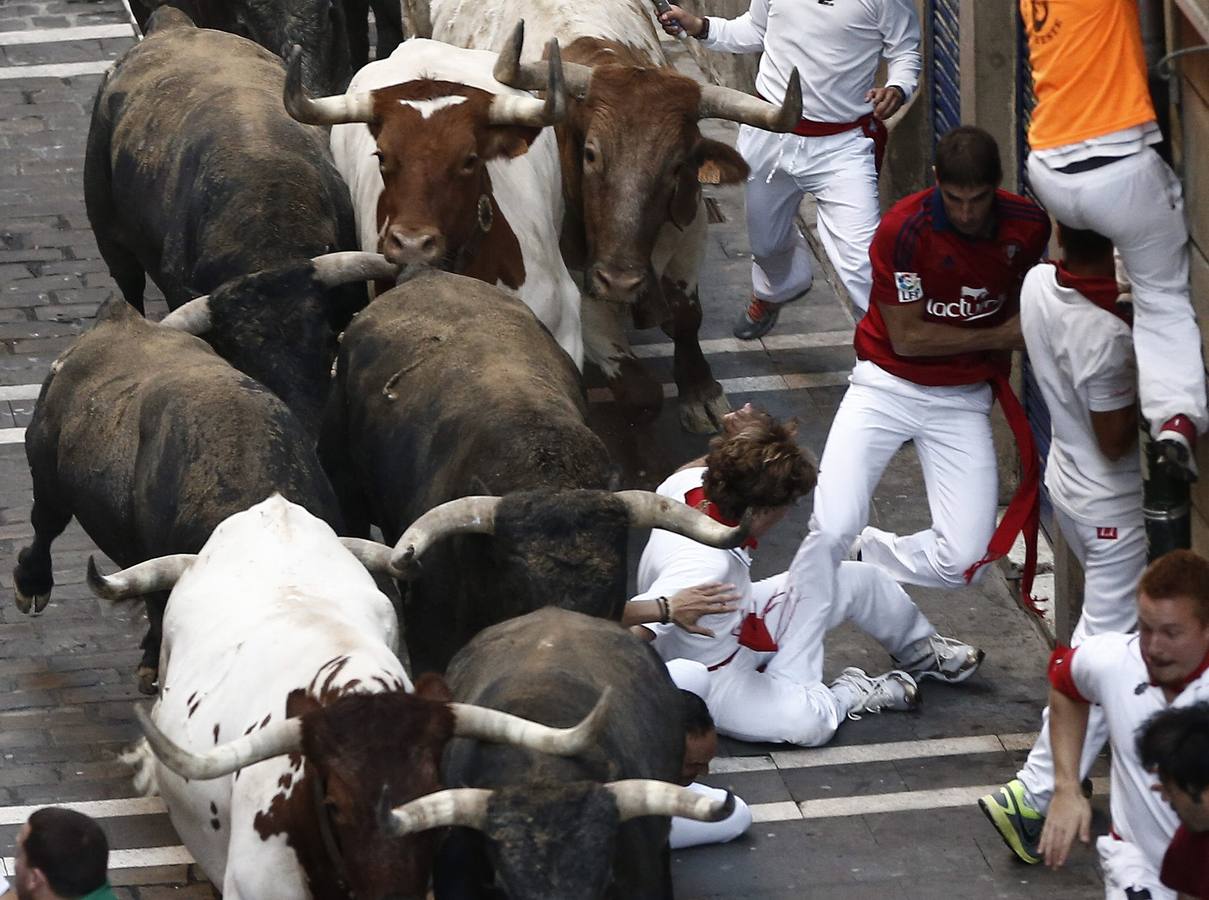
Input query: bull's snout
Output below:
<box><xmin>382</xmin><ymin>225</ymin><xmax>446</xmax><ymax>266</ymax></box>
<box><xmin>589</xmin><ymin>265</ymin><xmax>647</xmax><ymax>304</ymax></box>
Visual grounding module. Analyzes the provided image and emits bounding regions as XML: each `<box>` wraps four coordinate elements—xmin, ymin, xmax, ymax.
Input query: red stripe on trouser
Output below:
<box><xmin>962</xmin><ymin>372</ymin><xmax>1043</xmax><ymax>613</ymax></box>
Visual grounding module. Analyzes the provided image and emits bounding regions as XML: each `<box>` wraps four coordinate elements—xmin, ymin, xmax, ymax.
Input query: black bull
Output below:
<box><xmin>436</xmin><ymin>608</ymin><xmax>690</xmax><ymax>899</ymax></box>
<box><xmin>319</xmin><ymin>268</ymin><xmax>613</xmax><ymax>674</ymax></box>
<box><xmin>13</xmin><ymin>300</ymin><xmax>342</xmax><ymax>693</ymax></box>
<box><xmin>83</xmin><ymin>8</ymin><xmax>360</xmax><ymax>319</ymax></box>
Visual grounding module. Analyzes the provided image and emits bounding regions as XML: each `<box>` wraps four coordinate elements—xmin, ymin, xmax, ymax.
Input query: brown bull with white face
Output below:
<box><xmin>288</xmin><ymin>33</ymin><xmax>586</xmax><ymax>367</ymax></box>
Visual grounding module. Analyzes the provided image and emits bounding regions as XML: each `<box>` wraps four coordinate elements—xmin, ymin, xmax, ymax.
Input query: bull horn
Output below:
<box><xmin>284</xmin><ymin>44</ymin><xmax>374</xmax><ymax>126</ymax></box>
<box><xmin>339</xmin><ymin>538</ymin><xmax>396</xmax><ymax>577</ymax></box>
<box><xmin>450</xmin><ymin>686</ymin><xmax>610</xmax><ymax>755</ymax></box>
<box><xmin>487</xmin><ymin>34</ymin><xmax>566</xmax><ymax>127</ymax></box>
<box><xmin>605</xmin><ymin>779</ymin><xmax>735</xmax><ymax>822</ymax></box>
<box><xmin>388</xmin><ymin>496</ymin><xmax>500</xmax><ymax>576</ymax></box>
<box><xmin>698</xmin><ymin>67</ymin><xmax>802</xmax><ymax>132</ymax></box>
<box><xmin>135</xmin><ymin>705</ymin><xmax>304</xmax><ymax>780</ymax></box>
<box><xmin>86</xmin><ymin>554</ymin><xmax>197</xmax><ymax>602</ymax></box>
<box><xmin>387</xmin><ymin>788</ymin><xmax>491</xmax><ymax>836</ymax></box>
<box><xmin>616</xmin><ymin>490</ymin><xmax>751</xmax><ymax>548</ymax></box>
<box><xmin>493</xmin><ymin>21</ymin><xmax>592</xmax><ymax>99</ymax></box>
<box><xmin>159</xmin><ymin>296</ymin><xmax>211</xmax><ymax>334</ymax></box>
<box><xmin>310</xmin><ymin>251</ymin><xmax>400</xmax><ymax>287</ymax></box>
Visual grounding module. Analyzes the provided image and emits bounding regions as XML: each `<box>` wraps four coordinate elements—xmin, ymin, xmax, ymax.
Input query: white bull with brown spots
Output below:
<box><xmin>103</xmin><ymin>496</ymin><xmax>611</xmax><ymax>900</ymax></box>
<box><xmin>431</xmin><ymin>7</ymin><xmax>801</xmax><ymax>432</ymax></box>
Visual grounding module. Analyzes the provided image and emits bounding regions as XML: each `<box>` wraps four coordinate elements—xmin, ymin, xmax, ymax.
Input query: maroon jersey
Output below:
<box><xmin>1162</xmin><ymin>824</ymin><xmax>1209</xmax><ymax>898</ymax></box>
<box><xmin>855</xmin><ymin>187</ymin><xmax>1051</xmax><ymax>386</ymax></box>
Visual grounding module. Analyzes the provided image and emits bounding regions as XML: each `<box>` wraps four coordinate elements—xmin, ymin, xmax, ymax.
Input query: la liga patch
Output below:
<box><xmin>894</xmin><ymin>271</ymin><xmax>923</xmax><ymax>303</ymax></box>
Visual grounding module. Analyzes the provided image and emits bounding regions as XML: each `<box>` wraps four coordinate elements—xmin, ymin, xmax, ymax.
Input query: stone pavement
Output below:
<box><xmin>0</xmin><ymin>5</ymin><xmax>1108</xmax><ymax>898</ymax></box>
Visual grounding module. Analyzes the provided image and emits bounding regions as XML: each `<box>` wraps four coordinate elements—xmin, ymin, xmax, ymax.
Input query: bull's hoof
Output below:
<box><xmin>136</xmin><ymin>667</ymin><xmax>158</xmax><ymax>696</ymax></box>
<box><xmin>678</xmin><ymin>386</ymin><xmax>731</xmax><ymax>434</ymax></box>
<box><xmin>13</xmin><ymin>585</ymin><xmax>50</xmax><ymax>616</ymax></box>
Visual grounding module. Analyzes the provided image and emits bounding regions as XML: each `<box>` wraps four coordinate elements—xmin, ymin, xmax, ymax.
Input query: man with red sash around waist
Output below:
<box><xmin>625</xmin><ymin>403</ymin><xmax>983</xmax><ymax>748</ymax></box>
<box><xmin>1037</xmin><ymin>550</ymin><xmax>1209</xmax><ymax>900</ymax></box>
<box><xmin>787</xmin><ymin>127</ymin><xmax>1048</xmax><ymax>682</ymax></box>
<box><xmin>658</xmin><ymin>0</ymin><xmax>920</xmax><ymax>336</ymax></box>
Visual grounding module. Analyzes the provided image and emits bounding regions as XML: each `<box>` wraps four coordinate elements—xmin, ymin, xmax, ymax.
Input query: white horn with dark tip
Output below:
<box><xmin>135</xmin><ymin>705</ymin><xmax>304</xmax><ymax>780</ymax></box>
<box><xmin>616</xmin><ymin>490</ymin><xmax>750</xmax><ymax>548</ymax></box>
<box><xmin>605</xmin><ymin>779</ymin><xmax>736</xmax><ymax>822</ymax></box>
<box><xmin>487</xmin><ymin>37</ymin><xmax>567</xmax><ymax>127</ymax></box>
<box><xmin>698</xmin><ymin>67</ymin><xmax>802</xmax><ymax>132</ymax></box>
<box><xmin>388</xmin><ymin>496</ymin><xmax>500</xmax><ymax>575</ymax></box>
<box><xmin>450</xmin><ymin>686</ymin><xmax>611</xmax><ymax>755</ymax></box>
<box><xmin>310</xmin><ymin>251</ymin><xmax>400</xmax><ymax>287</ymax></box>
<box><xmin>284</xmin><ymin>44</ymin><xmax>374</xmax><ymax>126</ymax></box>
<box><xmin>387</xmin><ymin>788</ymin><xmax>492</xmax><ymax>836</ymax></box>
<box><xmin>493</xmin><ymin>20</ymin><xmax>591</xmax><ymax>99</ymax></box>
<box><xmin>160</xmin><ymin>296</ymin><xmax>212</xmax><ymax>334</ymax></box>
<box><xmin>339</xmin><ymin>538</ymin><xmax>396</xmax><ymax>576</ymax></box>
<box><xmin>86</xmin><ymin>554</ymin><xmax>197</xmax><ymax>601</ymax></box>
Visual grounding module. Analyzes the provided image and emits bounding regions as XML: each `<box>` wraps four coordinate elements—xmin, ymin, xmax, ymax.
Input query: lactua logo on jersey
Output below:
<box><xmin>924</xmin><ymin>286</ymin><xmax>1005</xmax><ymax>322</ymax></box>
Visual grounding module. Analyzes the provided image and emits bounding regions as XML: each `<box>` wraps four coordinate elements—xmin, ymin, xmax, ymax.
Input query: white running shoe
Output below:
<box><xmin>829</xmin><ymin>666</ymin><xmax>920</xmax><ymax>719</ymax></box>
<box><xmin>893</xmin><ymin>634</ymin><xmax>985</xmax><ymax>684</ymax></box>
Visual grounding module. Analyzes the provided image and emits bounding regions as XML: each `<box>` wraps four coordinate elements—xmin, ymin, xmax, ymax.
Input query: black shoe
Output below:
<box><xmin>733</xmin><ymin>296</ymin><xmax>783</xmax><ymax>340</ymax></box>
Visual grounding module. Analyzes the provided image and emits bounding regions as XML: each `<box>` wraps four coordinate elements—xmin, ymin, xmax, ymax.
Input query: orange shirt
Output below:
<box><xmin>1022</xmin><ymin>0</ymin><xmax>1156</xmax><ymax>150</ymax></box>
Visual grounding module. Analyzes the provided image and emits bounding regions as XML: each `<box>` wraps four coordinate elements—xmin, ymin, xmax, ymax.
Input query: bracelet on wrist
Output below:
<box><xmin>658</xmin><ymin>596</ymin><xmax>671</xmax><ymax>625</ymax></box>
<box><xmin>694</xmin><ymin>17</ymin><xmax>709</xmax><ymax>40</ymax></box>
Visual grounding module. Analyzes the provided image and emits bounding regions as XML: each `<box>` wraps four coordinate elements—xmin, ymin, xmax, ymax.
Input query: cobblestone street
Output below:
<box><xmin>0</xmin><ymin>3</ymin><xmax>1112</xmax><ymax>897</ymax></box>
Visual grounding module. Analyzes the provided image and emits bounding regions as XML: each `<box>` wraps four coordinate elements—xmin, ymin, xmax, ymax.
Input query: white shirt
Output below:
<box><xmin>701</xmin><ymin>0</ymin><xmax>921</xmax><ymax>123</ymax></box>
<box><xmin>1032</xmin><ymin>123</ymin><xmax>1161</xmax><ymax>169</ymax></box>
<box><xmin>1071</xmin><ymin>632</ymin><xmax>1209</xmax><ymax>869</ymax></box>
<box><xmin>1020</xmin><ymin>264</ymin><xmax>1141</xmax><ymax>526</ymax></box>
<box><xmin>632</xmin><ymin>467</ymin><xmax>754</xmax><ymax>668</ymax></box>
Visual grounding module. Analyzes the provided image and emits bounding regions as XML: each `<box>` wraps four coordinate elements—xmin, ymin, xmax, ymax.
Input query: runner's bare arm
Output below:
<box><xmin>1038</xmin><ymin>687</ymin><xmax>1092</xmax><ymax>869</ymax></box>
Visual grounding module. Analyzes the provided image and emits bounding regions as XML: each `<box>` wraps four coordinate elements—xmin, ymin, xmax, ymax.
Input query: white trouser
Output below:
<box><xmin>738</xmin><ymin>124</ymin><xmax>879</xmax><ymax>314</ymax></box>
<box><xmin>1016</xmin><ymin>508</ymin><xmax>1146</xmax><ymax>812</ymax></box>
<box><xmin>708</xmin><ymin>561</ymin><xmax>934</xmax><ymax>747</ymax></box>
<box><xmin>1097</xmin><ymin>835</ymin><xmax>1175</xmax><ymax>900</ymax></box>
<box><xmin>812</xmin><ymin>382</ymin><xmax>999</xmax><ymax>588</ymax></box>
<box><xmin>1028</xmin><ymin>149</ymin><xmax>1209</xmax><ymax>436</ymax></box>
<box><xmin>669</xmin><ymin>783</ymin><xmax>752</xmax><ymax>850</ymax></box>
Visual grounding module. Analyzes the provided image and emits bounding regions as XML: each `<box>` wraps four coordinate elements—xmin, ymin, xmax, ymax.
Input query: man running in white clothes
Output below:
<box><xmin>658</xmin><ymin>0</ymin><xmax>920</xmax><ymax>337</ymax></box>
<box><xmin>1022</xmin><ymin>0</ymin><xmax>1208</xmax><ymax>479</ymax></box>
<box><xmin>1035</xmin><ymin>551</ymin><xmax>1209</xmax><ymax>900</ymax></box>
<box><xmin>625</xmin><ymin>403</ymin><xmax>983</xmax><ymax>747</ymax></box>
<box><xmin>980</xmin><ymin>224</ymin><xmax>1148</xmax><ymax>864</ymax></box>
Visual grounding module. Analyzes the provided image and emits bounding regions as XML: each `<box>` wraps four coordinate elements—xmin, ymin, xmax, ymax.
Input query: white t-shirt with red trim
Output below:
<box><xmin>1051</xmin><ymin>634</ymin><xmax>1209</xmax><ymax>868</ymax></box>
<box><xmin>1020</xmin><ymin>263</ymin><xmax>1141</xmax><ymax>526</ymax></box>
<box><xmin>630</xmin><ymin>467</ymin><xmax>754</xmax><ymax>669</ymax></box>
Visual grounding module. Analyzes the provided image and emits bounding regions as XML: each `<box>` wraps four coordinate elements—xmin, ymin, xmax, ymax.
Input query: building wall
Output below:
<box><xmin>1172</xmin><ymin>5</ymin><xmax>1209</xmax><ymax>551</ymax></box>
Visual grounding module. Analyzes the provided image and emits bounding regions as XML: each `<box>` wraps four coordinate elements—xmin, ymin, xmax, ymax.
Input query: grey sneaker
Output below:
<box><xmin>893</xmin><ymin>634</ymin><xmax>985</xmax><ymax>684</ymax></box>
<box><xmin>733</xmin><ymin>295</ymin><xmax>783</xmax><ymax>340</ymax></box>
<box><xmin>829</xmin><ymin>666</ymin><xmax>920</xmax><ymax>719</ymax></box>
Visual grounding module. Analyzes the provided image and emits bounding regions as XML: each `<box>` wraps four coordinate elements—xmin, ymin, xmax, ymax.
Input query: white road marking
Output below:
<box><xmin>630</xmin><ymin>330</ymin><xmax>854</xmax><ymax>360</ymax></box>
<box><xmin>769</xmin><ymin>732</ymin><xmax>1039</xmax><ymax>770</ymax></box>
<box><xmin>0</xmin><ymin>384</ymin><xmax>41</xmax><ymax>401</ymax></box>
<box><xmin>587</xmin><ymin>370</ymin><xmax>851</xmax><ymax>404</ymax></box>
<box><xmin>0</xmin><ymin>428</ymin><xmax>26</xmax><ymax>445</ymax></box>
<box><xmin>0</xmin><ymin>24</ymin><xmax>135</xmax><ymax>45</ymax></box>
<box><xmin>1</xmin><ymin>845</ymin><xmax>194</xmax><ymax>878</ymax></box>
<box><xmin>0</xmin><ymin>60</ymin><xmax>114</xmax><ymax>80</ymax></box>
<box><xmin>0</xmin><ymin>796</ymin><xmax>166</xmax><ymax>826</ymax></box>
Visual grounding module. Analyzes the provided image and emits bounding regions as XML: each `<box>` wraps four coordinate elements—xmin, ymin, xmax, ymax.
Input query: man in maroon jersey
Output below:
<box><xmin>782</xmin><ymin>127</ymin><xmax>1048</xmax><ymax>691</ymax></box>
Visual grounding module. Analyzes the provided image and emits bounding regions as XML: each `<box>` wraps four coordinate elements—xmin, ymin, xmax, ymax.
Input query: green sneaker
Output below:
<box><xmin>978</xmin><ymin>779</ymin><xmax>1043</xmax><ymax>864</ymax></box>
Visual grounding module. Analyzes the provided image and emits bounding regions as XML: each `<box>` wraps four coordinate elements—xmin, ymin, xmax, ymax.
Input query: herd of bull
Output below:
<box><xmin>5</xmin><ymin>0</ymin><xmax>810</xmax><ymax>896</ymax></box>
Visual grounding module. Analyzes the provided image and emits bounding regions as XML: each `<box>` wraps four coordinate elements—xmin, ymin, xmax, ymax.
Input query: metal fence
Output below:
<box><xmin>929</xmin><ymin>0</ymin><xmax>961</xmax><ymax>150</ymax></box>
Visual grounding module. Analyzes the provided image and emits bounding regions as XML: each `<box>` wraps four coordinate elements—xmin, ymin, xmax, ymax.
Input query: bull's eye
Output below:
<box><xmin>584</xmin><ymin>144</ymin><xmax>598</xmax><ymax>165</ymax></box>
<box><xmin>373</xmin><ymin>150</ymin><xmax>386</xmax><ymax>174</ymax></box>
<box><xmin>461</xmin><ymin>153</ymin><xmax>480</xmax><ymax>174</ymax></box>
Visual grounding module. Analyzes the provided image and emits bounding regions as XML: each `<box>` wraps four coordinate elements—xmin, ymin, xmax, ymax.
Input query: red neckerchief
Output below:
<box><xmin>1150</xmin><ymin>648</ymin><xmax>1209</xmax><ymax>692</ymax></box>
<box><xmin>1055</xmin><ymin>264</ymin><xmax>1131</xmax><ymax>327</ymax></box>
<box><xmin>683</xmin><ymin>486</ymin><xmax>757</xmax><ymax>551</ymax></box>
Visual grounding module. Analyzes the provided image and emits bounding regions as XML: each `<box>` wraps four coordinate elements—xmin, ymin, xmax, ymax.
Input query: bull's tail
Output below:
<box><xmin>120</xmin><ymin>737</ymin><xmax>161</xmax><ymax>797</ymax></box>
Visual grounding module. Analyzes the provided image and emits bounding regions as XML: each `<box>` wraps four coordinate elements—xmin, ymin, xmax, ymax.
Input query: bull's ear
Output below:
<box><xmin>696</xmin><ymin>138</ymin><xmax>749</xmax><ymax>185</ymax></box>
<box><xmin>482</xmin><ymin>124</ymin><xmax>542</xmax><ymax>160</ymax></box>
<box><xmin>413</xmin><ymin>672</ymin><xmax>453</xmax><ymax>702</ymax></box>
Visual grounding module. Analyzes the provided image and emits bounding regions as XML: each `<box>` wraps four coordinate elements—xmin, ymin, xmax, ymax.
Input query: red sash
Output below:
<box><xmin>755</xmin><ymin>92</ymin><xmax>887</xmax><ymax>175</ymax></box>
